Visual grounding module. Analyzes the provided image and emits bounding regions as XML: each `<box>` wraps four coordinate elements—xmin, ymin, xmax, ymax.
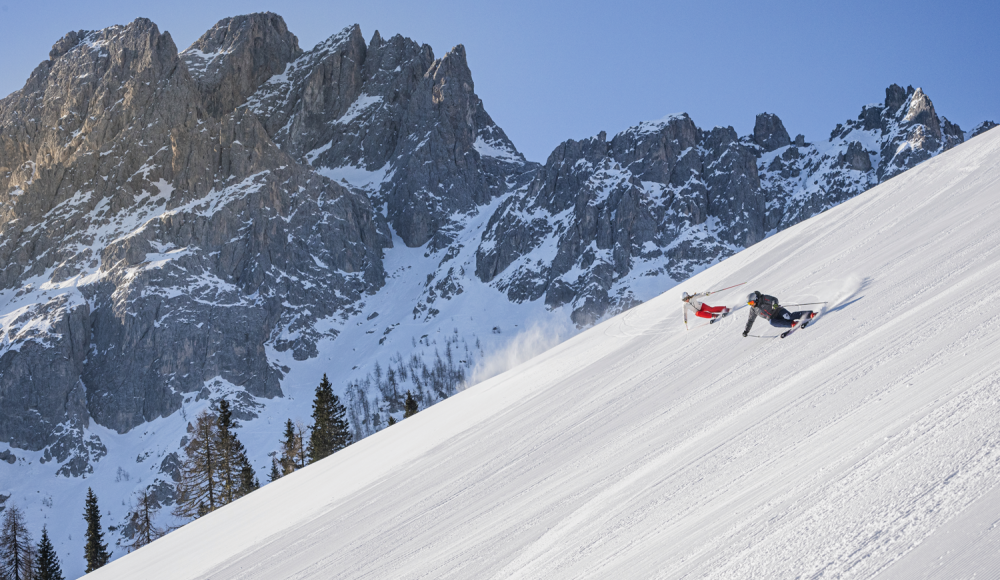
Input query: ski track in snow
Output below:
<box><xmin>72</xmin><ymin>131</ymin><xmax>1000</xmax><ymax>578</ymax></box>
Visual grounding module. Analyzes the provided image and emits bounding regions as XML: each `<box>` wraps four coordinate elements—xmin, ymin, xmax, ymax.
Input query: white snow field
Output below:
<box><xmin>90</xmin><ymin>127</ymin><xmax>1000</xmax><ymax>579</ymax></box>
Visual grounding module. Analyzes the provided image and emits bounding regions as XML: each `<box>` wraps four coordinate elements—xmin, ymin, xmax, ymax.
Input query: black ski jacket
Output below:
<box><xmin>744</xmin><ymin>294</ymin><xmax>782</xmax><ymax>334</ymax></box>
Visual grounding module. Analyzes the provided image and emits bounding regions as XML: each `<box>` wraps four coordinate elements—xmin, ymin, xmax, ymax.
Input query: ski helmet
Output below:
<box><xmin>681</xmin><ymin>291</ymin><xmax>690</xmax><ymax>301</ymax></box>
<box><xmin>747</xmin><ymin>291</ymin><xmax>760</xmax><ymax>305</ymax></box>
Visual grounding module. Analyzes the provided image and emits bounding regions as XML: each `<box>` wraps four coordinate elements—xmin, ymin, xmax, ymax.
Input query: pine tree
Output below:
<box><xmin>296</xmin><ymin>422</ymin><xmax>308</xmax><ymax>469</ymax></box>
<box><xmin>1</xmin><ymin>504</ymin><xmax>36</xmax><ymax>580</ymax></box>
<box><xmin>387</xmin><ymin>416</ymin><xmax>397</xmax><ymax>426</ymax></box>
<box><xmin>404</xmin><ymin>390</ymin><xmax>419</xmax><ymax>418</ymax></box>
<box><xmin>279</xmin><ymin>418</ymin><xmax>303</xmax><ymax>475</ymax></box>
<box><xmin>216</xmin><ymin>399</ymin><xmax>250</xmax><ymax>505</ymax></box>
<box><xmin>307</xmin><ymin>374</ymin><xmax>334</xmax><ymax>462</ymax></box>
<box><xmin>236</xmin><ymin>450</ymin><xmax>258</xmax><ymax>496</ymax></box>
<box><xmin>307</xmin><ymin>374</ymin><xmax>352</xmax><ymax>463</ymax></box>
<box><xmin>174</xmin><ymin>410</ymin><xmax>221</xmax><ymax>518</ymax></box>
<box><xmin>125</xmin><ymin>489</ymin><xmax>163</xmax><ymax>552</ymax></box>
<box><xmin>35</xmin><ymin>526</ymin><xmax>63</xmax><ymax>580</ymax></box>
<box><xmin>83</xmin><ymin>488</ymin><xmax>110</xmax><ymax>572</ymax></box>
<box><xmin>268</xmin><ymin>458</ymin><xmax>282</xmax><ymax>482</ymax></box>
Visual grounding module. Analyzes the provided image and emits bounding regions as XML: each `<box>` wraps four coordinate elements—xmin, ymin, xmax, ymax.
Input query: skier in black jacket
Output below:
<box><xmin>742</xmin><ymin>290</ymin><xmax>816</xmax><ymax>337</ymax></box>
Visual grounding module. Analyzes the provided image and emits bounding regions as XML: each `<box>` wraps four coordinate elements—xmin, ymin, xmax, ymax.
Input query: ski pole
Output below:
<box><xmin>708</xmin><ymin>282</ymin><xmax>747</xmax><ymax>295</ymax></box>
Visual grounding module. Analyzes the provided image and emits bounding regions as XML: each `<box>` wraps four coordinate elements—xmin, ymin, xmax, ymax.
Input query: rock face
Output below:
<box><xmin>969</xmin><ymin>120</ymin><xmax>997</xmax><ymax>139</ymax></box>
<box><xmin>244</xmin><ymin>26</ymin><xmax>535</xmax><ymax>249</ymax></box>
<box><xmin>757</xmin><ymin>84</ymin><xmax>970</xmax><ymax>232</ymax></box>
<box><xmin>0</xmin><ymin>16</ymin><xmax>387</xmax><ymax>471</ymax></box>
<box><xmin>1</xmin><ymin>14</ymin><xmax>995</xmax><ymax>554</ymax></box>
<box><xmin>754</xmin><ymin>112</ymin><xmax>791</xmax><ymax>152</ymax></box>
<box><xmin>475</xmin><ymin>115</ymin><xmax>766</xmax><ymax>325</ymax></box>
<box><xmin>181</xmin><ymin>13</ymin><xmax>302</xmax><ymax>118</ymax></box>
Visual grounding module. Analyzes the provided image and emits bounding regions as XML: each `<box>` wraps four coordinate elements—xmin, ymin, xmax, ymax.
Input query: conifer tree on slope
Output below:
<box><xmin>279</xmin><ymin>419</ymin><xmax>304</xmax><ymax>475</ymax></box>
<box><xmin>404</xmin><ymin>390</ymin><xmax>419</xmax><ymax>418</ymax></box>
<box><xmin>36</xmin><ymin>526</ymin><xmax>64</xmax><ymax>580</ymax></box>
<box><xmin>295</xmin><ymin>422</ymin><xmax>308</xmax><ymax>470</ymax></box>
<box><xmin>83</xmin><ymin>487</ymin><xmax>111</xmax><ymax>572</ymax></box>
<box><xmin>174</xmin><ymin>410</ymin><xmax>221</xmax><ymax>518</ymax></box>
<box><xmin>1</xmin><ymin>504</ymin><xmax>36</xmax><ymax>580</ymax></box>
<box><xmin>269</xmin><ymin>458</ymin><xmax>282</xmax><ymax>483</ymax></box>
<box><xmin>307</xmin><ymin>374</ymin><xmax>352</xmax><ymax>464</ymax></box>
<box><xmin>125</xmin><ymin>489</ymin><xmax>163</xmax><ymax>552</ymax></box>
<box><xmin>217</xmin><ymin>399</ymin><xmax>251</xmax><ymax>504</ymax></box>
<box><xmin>237</xmin><ymin>450</ymin><xmax>259</xmax><ymax>496</ymax></box>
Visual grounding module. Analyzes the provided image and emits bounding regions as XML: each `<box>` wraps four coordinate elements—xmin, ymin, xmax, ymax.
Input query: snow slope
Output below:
<box><xmin>90</xmin><ymin>127</ymin><xmax>1000</xmax><ymax>579</ymax></box>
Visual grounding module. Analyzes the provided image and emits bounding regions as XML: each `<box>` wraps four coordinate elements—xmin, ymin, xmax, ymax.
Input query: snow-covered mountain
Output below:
<box><xmin>90</xmin><ymin>112</ymin><xmax>1000</xmax><ymax>579</ymax></box>
<box><xmin>0</xmin><ymin>12</ymin><xmax>996</xmax><ymax>576</ymax></box>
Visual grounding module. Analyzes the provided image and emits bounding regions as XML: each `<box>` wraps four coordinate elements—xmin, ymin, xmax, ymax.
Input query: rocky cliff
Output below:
<box><xmin>0</xmin><ymin>16</ymin><xmax>388</xmax><ymax>476</ymax></box>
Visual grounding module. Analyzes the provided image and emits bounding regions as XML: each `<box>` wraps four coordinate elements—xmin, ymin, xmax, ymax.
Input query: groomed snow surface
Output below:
<box><xmin>91</xmin><ymin>128</ymin><xmax>1000</xmax><ymax>579</ymax></box>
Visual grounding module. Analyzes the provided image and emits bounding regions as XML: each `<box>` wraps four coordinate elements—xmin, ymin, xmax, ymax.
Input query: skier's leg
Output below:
<box><xmin>695</xmin><ymin>304</ymin><xmax>715</xmax><ymax>319</ymax></box>
<box><xmin>770</xmin><ymin>308</ymin><xmax>794</xmax><ymax>328</ymax></box>
<box><xmin>788</xmin><ymin>310</ymin><xmax>810</xmax><ymax>323</ymax></box>
<box><xmin>702</xmin><ymin>304</ymin><xmax>726</xmax><ymax>315</ymax></box>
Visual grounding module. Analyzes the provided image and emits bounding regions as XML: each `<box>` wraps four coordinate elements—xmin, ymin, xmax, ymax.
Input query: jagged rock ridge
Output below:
<box><xmin>477</xmin><ymin>84</ymin><xmax>989</xmax><ymax>325</ymax></box>
<box><xmin>240</xmin><ymin>24</ymin><xmax>536</xmax><ymax>250</ymax></box>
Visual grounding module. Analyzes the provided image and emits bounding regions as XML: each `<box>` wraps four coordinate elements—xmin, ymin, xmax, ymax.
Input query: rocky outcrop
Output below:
<box><xmin>244</xmin><ymin>27</ymin><xmax>535</xmax><ymax>249</ymax></box>
<box><xmin>839</xmin><ymin>141</ymin><xmax>872</xmax><ymax>171</ymax></box>
<box><xmin>0</xmin><ymin>297</ymin><xmax>90</xmax><ymax>452</ymax></box>
<box><xmin>969</xmin><ymin>121</ymin><xmax>997</xmax><ymax>139</ymax></box>
<box><xmin>759</xmin><ymin>84</ymin><xmax>972</xmax><ymax>232</ymax></box>
<box><xmin>753</xmin><ymin>113</ymin><xmax>791</xmax><ymax>152</ymax></box>
<box><xmin>181</xmin><ymin>13</ymin><xmax>302</xmax><ymax>118</ymax></box>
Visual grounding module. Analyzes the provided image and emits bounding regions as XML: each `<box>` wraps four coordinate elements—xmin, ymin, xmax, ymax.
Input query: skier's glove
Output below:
<box><xmin>742</xmin><ymin>330</ymin><xmax>748</xmax><ymax>337</ymax></box>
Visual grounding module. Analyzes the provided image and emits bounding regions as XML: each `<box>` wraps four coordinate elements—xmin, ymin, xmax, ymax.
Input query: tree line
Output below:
<box><xmin>0</xmin><ymin>372</ymin><xmax>421</xmax><ymax>575</ymax></box>
<box><xmin>0</xmin><ymin>503</ymin><xmax>67</xmax><ymax>580</ymax></box>
<box><xmin>344</xmin><ymin>330</ymin><xmax>471</xmax><ymax>438</ymax></box>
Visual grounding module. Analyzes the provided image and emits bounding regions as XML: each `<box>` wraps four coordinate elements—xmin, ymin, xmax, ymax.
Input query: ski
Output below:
<box><xmin>709</xmin><ymin>308</ymin><xmax>731</xmax><ymax>324</ymax></box>
<box><xmin>780</xmin><ymin>312</ymin><xmax>815</xmax><ymax>338</ymax></box>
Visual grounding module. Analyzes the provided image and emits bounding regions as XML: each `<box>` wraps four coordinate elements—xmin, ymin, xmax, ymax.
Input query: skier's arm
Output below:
<box><xmin>743</xmin><ymin>309</ymin><xmax>757</xmax><ymax>337</ymax></box>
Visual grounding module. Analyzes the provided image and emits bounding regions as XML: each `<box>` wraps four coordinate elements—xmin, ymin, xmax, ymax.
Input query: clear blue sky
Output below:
<box><xmin>1</xmin><ymin>0</ymin><xmax>996</xmax><ymax>162</ymax></box>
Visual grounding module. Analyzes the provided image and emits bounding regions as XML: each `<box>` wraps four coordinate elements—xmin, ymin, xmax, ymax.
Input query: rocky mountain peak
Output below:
<box><xmin>182</xmin><ymin>12</ymin><xmax>302</xmax><ymax>117</ymax></box>
<box><xmin>49</xmin><ymin>30</ymin><xmax>91</xmax><ymax>60</ymax></box>
<box><xmin>903</xmin><ymin>87</ymin><xmax>941</xmax><ymax>139</ymax></box>
<box><xmin>883</xmin><ymin>83</ymin><xmax>914</xmax><ymax>114</ymax></box>
<box><xmin>428</xmin><ymin>44</ymin><xmax>474</xmax><ymax>99</ymax></box>
<box><xmin>239</xmin><ymin>26</ymin><xmax>529</xmax><ymax>250</ymax></box>
<box><xmin>753</xmin><ymin>112</ymin><xmax>791</xmax><ymax>152</ymax></box>
<box><xmin>969</xmin><ymin>121</ymin><xmax>998</xmax><ymax>139</ymax></box>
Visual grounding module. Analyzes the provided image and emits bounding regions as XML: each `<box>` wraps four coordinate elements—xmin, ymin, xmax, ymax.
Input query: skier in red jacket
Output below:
<box><xmin>682</xmin><ymin>291</ymin><xmax>730</xmax><ymax>326</ymax></box>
